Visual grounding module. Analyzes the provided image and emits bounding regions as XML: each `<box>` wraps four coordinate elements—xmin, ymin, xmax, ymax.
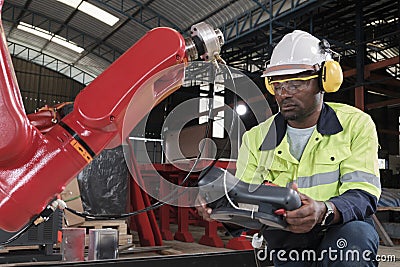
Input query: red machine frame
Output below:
<box><xmin>0</xmin><ymin>0</ymin><xmax>223</xmax><ymax>232</ymax></box>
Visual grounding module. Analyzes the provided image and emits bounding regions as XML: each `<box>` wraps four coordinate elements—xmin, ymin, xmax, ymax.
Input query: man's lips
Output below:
<box><xmin>281</xmin><ymin>103</ymin><xmax>296</xmax><ymax>111</ymax></box>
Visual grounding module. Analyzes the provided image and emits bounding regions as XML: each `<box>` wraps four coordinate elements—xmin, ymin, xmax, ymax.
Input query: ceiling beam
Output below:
<box><xmin>378</xmin><ymin>129</ymin><xmax>400</xmax><ymax>136</ymax></box>
<box><xmin>182</xmin><ymin>0</ymin><xmax>241</xmax><ymax>33</ymax></box>
<box><xmin>94</xmin><ymin>0</ymin><xmax>182</xmax><ymax>31</ymax></box>
<box><xmin>366</xmin><ymin>98</ymin><xmax>400</xmax><ymax>110</ymax></box>
<box><xmin>8</xmin><ymin>41</ymin><xmax>95</xmax><ymax>85</ymax></box>
<box><xmin>343</xmin><ymin>56</ymin><xmax>399</xmax><ymax>78</ymax></box>
<box><xmin>366</xmin><ymin>86</ymin><xmax>400</xmax><ymax>98</ymax></box>
<box><xmin>368</xmin><ymin>73</ymin><xmax>400</xmax><ymax>87</ymax></box>
<box><xmin>2</xmin><ymin>2</ymin><xmax>124</xmax><ymax>63</ymax></box>
<box><xmin>220</xmin><ymin>0</ymin><xmax>330</xmax><ymax>44</ymax></box>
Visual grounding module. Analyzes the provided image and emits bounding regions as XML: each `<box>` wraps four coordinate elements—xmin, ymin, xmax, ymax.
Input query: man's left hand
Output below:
<box><xmin>284</xmin><ymin>183</ymin><xmax>326</xmax><ymax>233</ymax></box>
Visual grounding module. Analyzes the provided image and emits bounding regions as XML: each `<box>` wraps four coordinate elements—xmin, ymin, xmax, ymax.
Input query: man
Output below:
<box><xmin>197</xmin><ymin>30</ymin><xmax>381</xmax><ymax>266</ymax></box>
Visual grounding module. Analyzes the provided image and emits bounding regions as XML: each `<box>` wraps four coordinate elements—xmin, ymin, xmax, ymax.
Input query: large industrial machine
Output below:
<box><xmin>0</xmin><ymin>0</ymin><xmax>224</xmax><ymax>233</ymax></box>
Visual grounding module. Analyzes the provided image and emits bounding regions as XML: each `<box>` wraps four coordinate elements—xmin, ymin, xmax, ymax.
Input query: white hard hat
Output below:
<box><xmin>262</xmin><ymin>30</ymin><xmax>332</xmax><ymax>77</ymax></box>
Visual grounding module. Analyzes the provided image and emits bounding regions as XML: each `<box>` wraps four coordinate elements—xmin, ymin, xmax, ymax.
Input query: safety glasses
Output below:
<box><xmin>268</xmin><ymin>75</ymin><xmax>318</xmax><ymax>95</ymax></box>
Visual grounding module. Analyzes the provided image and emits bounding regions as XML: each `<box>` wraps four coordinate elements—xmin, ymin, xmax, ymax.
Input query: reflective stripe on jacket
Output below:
<box><xmin>235</xmin><ymin>102</ymin><xmax>381</xmax><ymax>201</ymax></box>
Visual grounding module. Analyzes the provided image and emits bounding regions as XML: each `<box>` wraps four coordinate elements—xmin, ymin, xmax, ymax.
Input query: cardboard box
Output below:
<box><xmin>61</xmin><ymin>178</ymin><xmax>85</xmax><ymax>227</ymax></box>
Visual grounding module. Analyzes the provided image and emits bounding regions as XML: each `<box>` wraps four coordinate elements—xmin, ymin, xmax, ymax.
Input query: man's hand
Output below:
<box><xmin>284</xmin><ymin>183</ymin><xmax>326</xmax><ymax>233</ymax></box>
<box><xmin>195</xmin><ymin>195</ymin><xmax>213</xmax><ymax>222</ymax></box>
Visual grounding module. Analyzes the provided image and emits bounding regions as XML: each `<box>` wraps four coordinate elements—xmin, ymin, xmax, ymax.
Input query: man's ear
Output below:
<box><xmin>318</xmin><ymin>91</ymin><xmax>325</xmax><ymax>102</ymax></box>
<box><xmin>315</xmin><ymin>81</ymin><xmax>324</xmax><ymax>94</ymax></box>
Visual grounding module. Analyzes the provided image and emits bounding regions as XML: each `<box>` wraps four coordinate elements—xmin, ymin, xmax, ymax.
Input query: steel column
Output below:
<box><xmin>355</xmin><ymin>1</ymin><xmax>365</xmax><ymax>110</ymax></box>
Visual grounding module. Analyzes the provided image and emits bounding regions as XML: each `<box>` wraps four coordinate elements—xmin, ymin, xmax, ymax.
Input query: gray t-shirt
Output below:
<box><xmin>286</xmin><ymin>125</ymin><xmax>316</xmax><ymax>161</ymax></box>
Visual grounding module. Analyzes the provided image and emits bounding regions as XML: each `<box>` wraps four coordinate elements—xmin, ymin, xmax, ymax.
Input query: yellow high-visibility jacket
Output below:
<box><xmin>236</xmin><ymin>102</ymin><xmax>381</xmax><ymax>222</ymax></box>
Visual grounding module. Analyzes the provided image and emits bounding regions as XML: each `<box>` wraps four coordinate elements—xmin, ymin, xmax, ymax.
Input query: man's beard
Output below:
<box><xmin>281</xmin><ymin>100</ymin><xmax>319</xmax><ymax>122</ymax></box>
<box><xmin>282</xmin><ymin>112</ymin><xmax>298</xmax><ymax>121</ymax></box>
<box><xmin>282</xmin><ymin>108</ymin><xmax>311</xmax><ymax>123</ymax></box>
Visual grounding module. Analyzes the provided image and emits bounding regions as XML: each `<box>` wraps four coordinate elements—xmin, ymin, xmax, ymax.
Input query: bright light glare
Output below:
<box><xmin>17</xmin><ymin>23</ymin><xmax>51</xmax><ymax>40</ymax></box>
<box><xmin>17</xmin><ymin>22</ymin><xmax>84</xmax><ymax>53</ymax></box>
<box><xmin>55</xmin><ymin>0</ymin><xmax>119</xmax><ymax>26</ymax></box>
<box><xmin>236</xmin><ymin>104</ymin><xmax>247</xmax><ymax>116</ymax></box>
<box><xmin>56</xmin><ymin>0</ymin><xmax>81</xmax><ymax>8</ymax></box>
<box><xmin>52</xmin><ymin>36</ymin><xmax>84</xmax><ymax>53</ymax></box>
<box><xmin>79</xmin><ymin>2</ymin><xmax>119</xmax><ymax>26</ymax></box>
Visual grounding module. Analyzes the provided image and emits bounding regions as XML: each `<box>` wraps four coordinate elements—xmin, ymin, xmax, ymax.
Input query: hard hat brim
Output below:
<box><xmin>261</xmin><ymin>64</ymin><xmax>317</xmax><ymax>77</ymax></box>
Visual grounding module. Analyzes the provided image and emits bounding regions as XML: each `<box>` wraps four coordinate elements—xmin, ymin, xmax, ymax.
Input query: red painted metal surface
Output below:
<box><xmin>27</xmin><ymin>102</ymin><xmax>73</xmax><ymax>134</ymax></box>
<box><xmin>0</xmin><ymin>0</ymin><xmax>187</xmax><ymax>232</ymax></box>
<box><xmin>174</xmin><ymin>173</ymin><xmax>194</xmax><ymax>243</ymax></box>
<box><xmin>225</xmin><ymin>233</ymin><xmax>253</xmax><ymax>250</ymax></box>
<box><xmin>128</xmin><ymin>153</ymin><xmax>163</xmax><ymax>246</ymax></box>
<box><xmin>140</xmin><ymin>161</ymin><xmax>236</xmax><ymax>247</ymax></box>
<box><xmin>198</xmin><ymin>221</ymin><xmax>224</xmax><ymax>248</ymax></box>
<box><xmin>0</xmin><ymin>1</ymin><xmax>31</xmax><ymax>164</ymax></box>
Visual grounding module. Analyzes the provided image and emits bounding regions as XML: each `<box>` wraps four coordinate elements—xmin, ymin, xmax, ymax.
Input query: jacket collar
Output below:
<box><xmin>259</xmin><ymin>103</ymin><xmax>343</xmax><ymax>151</ymax></box>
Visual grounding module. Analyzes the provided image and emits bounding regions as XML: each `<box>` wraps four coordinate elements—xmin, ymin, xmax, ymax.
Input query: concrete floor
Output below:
<box><xmin>123</xmin><ymin>238</ymin><xmax>400</xmax><ymax>266</ymax></box>
<box><xmin>376</xmin><ymin>245</ymin><xmax>400</xmax><ymax>266</ymax></box>
<box><xmin>132</xmin><ymin>241</ymin><xmax>400</xmax><ymax>267</ymax></box>
<box><xmin>122</xmin><ymin>224</ymin><xmax>400</xmax><ymax>266</ymax></box>
<box><xmin>1</xmin><ymin>223</ymin><xmax>399</xmax><ymax>266</ymax></box>
<box><xmin>153</xmin><ymin>224</ymin><xmax>400</xmax><ymax>266</ymax></box>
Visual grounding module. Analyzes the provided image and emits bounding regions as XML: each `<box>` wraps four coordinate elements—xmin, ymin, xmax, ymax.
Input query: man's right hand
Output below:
<box><xmin>195</xmin><ymin>195</ymin><xmax>213</xmax><ymax>222</ymax></box>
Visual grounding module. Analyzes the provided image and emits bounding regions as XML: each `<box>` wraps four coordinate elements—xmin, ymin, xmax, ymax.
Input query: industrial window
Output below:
<box><xmin>199</xmin><ymin>84</ymin><xmax>225</xmax><ymax>138</ymax></box>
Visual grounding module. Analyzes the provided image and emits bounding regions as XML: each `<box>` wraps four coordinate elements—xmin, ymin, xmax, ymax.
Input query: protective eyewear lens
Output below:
<box><xmin>269</xmin><ymin>75</ymin><xmax>318</xmax><ymax>95</ymax></box>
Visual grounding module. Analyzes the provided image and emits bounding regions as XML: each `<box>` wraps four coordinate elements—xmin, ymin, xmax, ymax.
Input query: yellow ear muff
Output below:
<box><xmin>265</xmin><ymin>77</ymin><xmax>275</xmax><ymax>95</ymax></box>
<box><xmin>321</xmin><ymin>60</ymin><xmax>343</xmax><ymax>93</ymax></box>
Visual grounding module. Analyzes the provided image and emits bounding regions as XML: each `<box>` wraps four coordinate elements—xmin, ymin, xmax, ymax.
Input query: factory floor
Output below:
<box><xmin>1</xmin><ymin>224</ymin><xmax>399</xmax><ymax>266</ymax></box>
<box><xmin>377</xmin><ymin>246</ymin><xmax>400</xmax><ymax>266</ymax></box>
<box><xmin>105</xmin><ymin>223</ymin><xmax>400</xmax><ymax>266</ymax></box>
<box><xmin>126</xmin><ymin>224</ymin><xmax>400</xmax><ymax>266</ymax></box>
<box><xmin>116</xmin><ymin>223</ymin><xmax>233</xmax><ymax>259</ymax></box>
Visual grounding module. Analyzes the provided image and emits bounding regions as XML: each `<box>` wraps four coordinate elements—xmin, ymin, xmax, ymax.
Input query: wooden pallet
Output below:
<box><xmin>75</xmin><ymin>220</ymin><xmax>133</xmax><ymax>246</ymax></box>
<box><xmin>0</xmin><ymin>245</ymin><xmax>41</xmax><ymax>253</ymax></box>
<box><xmin>376</xmin><ymin>207</ymin><xmax>400</xmax><ymax>247</ymax></box>
<box><xmin>377</xmin><ymin>206</ymin><xmax>400</xmax><ymax>212</ymax></box>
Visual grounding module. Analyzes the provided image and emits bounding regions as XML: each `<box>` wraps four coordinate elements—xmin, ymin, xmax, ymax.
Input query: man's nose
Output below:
<box><xmin>278</xmin><ymin>85</ymin><xmax>292</xmax><ymax>97</ymax></box>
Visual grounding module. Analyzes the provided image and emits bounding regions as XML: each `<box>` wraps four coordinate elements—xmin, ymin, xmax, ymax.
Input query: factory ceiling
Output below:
<box><xmin>1</xmin><ymin>0</ymin><xmax>399</xmax><ymax>137</ymax></box>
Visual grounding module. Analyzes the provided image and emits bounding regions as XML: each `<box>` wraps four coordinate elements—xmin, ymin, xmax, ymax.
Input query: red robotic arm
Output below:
<box><xmin>0</xmin><ymin>0</ymin><xmax>224</xmax><ymax>232</ymax></box>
